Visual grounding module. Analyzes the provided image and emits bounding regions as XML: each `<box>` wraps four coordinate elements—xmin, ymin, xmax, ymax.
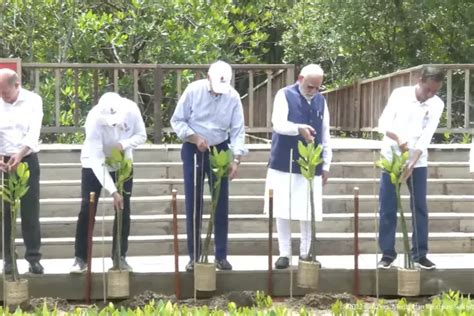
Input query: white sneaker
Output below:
<box><xmin>70</xmin><ymin>257</ymin><xmax>88</xmax><ymax>274</ymax></box>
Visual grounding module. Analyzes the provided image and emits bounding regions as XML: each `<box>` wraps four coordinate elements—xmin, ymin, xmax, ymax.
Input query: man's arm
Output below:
<box><xmin>119</xmin><ymin>102</ymin><xmax>147</xmax><ymax>150</ymax></box>
<box><xmin>170</xmin><ymin>87</ymin><xmax>195</xmax><ymax>141</ymax></box>
<box><xmin>378</xmin><ymin>89</ymin><xmax>408</xmax><ymax>151</ymax></box>
<box><xmin>469</xmin><ymin>139</ymin><xmax>474</xmax><ymax>177</ymax></box>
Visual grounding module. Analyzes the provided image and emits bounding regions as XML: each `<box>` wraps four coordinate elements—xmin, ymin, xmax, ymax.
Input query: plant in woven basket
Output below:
<box><xmin>199</xmin><ymin>147</ymin><xmax>232</xmax><ymax>263</ymax></box>
<box><xmin>0</xmin><ymin>162</ymin><xmax>30</xmax><ymax>281</ymax></box>
<box><xmin>376</xmin><ymin>149</ymin><xmax>413</xmax><ymax>269</ymax></box>
<box><xmin>296</xmin><ymin>141</ymin><xmax>324</xmax><ymax>263</ymax></box>
<box><xmin>105</xmin><ymin>148</ymin><xmax>132</xmax><ymax>270</ymax></box>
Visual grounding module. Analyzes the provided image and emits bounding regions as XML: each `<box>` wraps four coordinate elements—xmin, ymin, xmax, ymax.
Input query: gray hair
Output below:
<box><xmin>299</xmin><ymin>64</ymin><xmax>324</xmax><ymax>77</ymax></box>
<box><xmin>0</xmin><ymin>68</ymin><xmax>20</xmax><ymax>86</ymax></box>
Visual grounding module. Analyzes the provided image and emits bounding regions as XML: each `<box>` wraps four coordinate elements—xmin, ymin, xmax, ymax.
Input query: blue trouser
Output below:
<box><xmin>181</xmin><ymin>141</ymin><xmax>229</xmax><ymax>261</ymax></box>
<box><xmin>378</xmin><ymin>167</ymin><xmax>428</xmax><ymax>261</ymax></box>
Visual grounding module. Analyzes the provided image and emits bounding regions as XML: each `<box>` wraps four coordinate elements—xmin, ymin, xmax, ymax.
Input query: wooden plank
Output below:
<box><xmin>266</xmin><ymin>70</ymin><xmax>273</xmax><ymax>128</ymax></box>
<box><xmin>133</xmin><ymin>68</ymin><xmax>139</xmax><ymax>104</ymax></box>
<box><xmin>446</xmin><ymin>70</ymin><xmax>453</xmax><ymax>129</ymax></box>
<box><xmin>73</xmin><ymin>69</ymin><xmax>80</xmax><ymax>126</ymax></box>
<box><xmin>286</xmin><ymin>65</ymin><xmax>295</xmax><ymax>85</ymax></box>
<box><xmin>154</xmin><ymin>66</ymin><xmax>164</xmax><ymax>144</ymax></box>
<box><xmin>93</xmin><ymin>70</ymin><xmax>99</xmax><ymax>105</ymax></box>
<box><xmin>465</xmin><ymin>69</ymin><xmax>470</xmax><ymax>128</ymax></box>
<box><xmin>34</xmin><ymin>69</ymin><xmax>40</xmax><ymax>93</ymax></box>
<box><xmin>54</xmin><ymin>69</ymin><xmax>61</xmax><ymax>127</ymax></box>
<box><xmin>113</xmin><ymin>69</ymin><xmax>119</xmax><ymax>93</ymax></box>
<box><xmin>248</xmin><ymin>70</ymin><xmax>254</xmax><ymax>128</ymax></box>
<box><xmin>176</xmin><ymin>70</ymin><xmax>182</xmax><ymax>100</ymax></box>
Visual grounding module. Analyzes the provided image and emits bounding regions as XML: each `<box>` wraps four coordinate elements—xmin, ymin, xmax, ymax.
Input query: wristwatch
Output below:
<box><xmin>233</xmin><ymin>158</ymin><xmax>241</xmax><ymax>165</ymax></box>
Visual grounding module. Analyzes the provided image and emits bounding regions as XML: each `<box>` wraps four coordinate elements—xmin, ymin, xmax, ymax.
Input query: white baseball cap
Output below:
<box><xmin>97</xmin><ymin>92</ymin><xmax>127</xmax><ymax>126</ymax></box>
<box><xmin>208</xmin><ymin>61</ymin><xmax>232</xmax><ymax>94</ymax></box>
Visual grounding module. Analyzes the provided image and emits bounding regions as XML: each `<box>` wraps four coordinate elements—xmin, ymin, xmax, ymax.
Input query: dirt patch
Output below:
<box><xmin>287</xmin><ymin>292</ymin><xmax>357</xmax><ymax>310</ymax></box>
<box><xmin>18</xmin><ymin>297</ymin><xmax>71</xmax><ymax>313</ymax></box>
<box><xmin>117</xmin><ymin>290</ymin><xmax>177</xmax><ymax>309</ymax></box>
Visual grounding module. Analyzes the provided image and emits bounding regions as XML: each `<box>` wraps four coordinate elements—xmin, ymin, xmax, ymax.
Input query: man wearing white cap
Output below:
<box><xmin>171</xmin><ymin>61</ymin><xmax>247</xmax><ymax>271</ymax></box>
<box><xmin>70</xmin><ymin>92</ymin><xmax>146</xmax><ymax>273</ymax></box>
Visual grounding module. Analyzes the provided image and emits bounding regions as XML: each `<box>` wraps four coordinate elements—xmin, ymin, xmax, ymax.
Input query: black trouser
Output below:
<box><xmin>74</xmin><ymin>168</ymin><xmax>133</xmax><ymax>261</ymax></box>
<box><xmin>2</xmin><ymin>153</ymin><xmax>42</xmax><ymax>264</ymax></box>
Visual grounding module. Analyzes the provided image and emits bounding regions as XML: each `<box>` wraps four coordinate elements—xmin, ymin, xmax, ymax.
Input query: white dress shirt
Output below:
<box><xmin>378</xmin><ymin>85</ymin><xmax>444</xmax><ymax>168</ymax></box>
<box><xmin>81</xmin><ymin>98</ymin><xmax>147</xmax><ymax>195</ymax></box>
<box><xmin>0</xmin><ymin>88</ymin><xmax>43</xmax><ymax>155</ymax></box>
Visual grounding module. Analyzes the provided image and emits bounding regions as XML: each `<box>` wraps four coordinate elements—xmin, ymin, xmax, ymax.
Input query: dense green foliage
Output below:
<box><xmin>0</xmin><ymin>0</ymin><xmax>471</xmax><ymax>142</ymax></box>
<box><xmin>1</xmin><ymin>0</ymin><xmax>471</xmax><ymax>82</ymax></box>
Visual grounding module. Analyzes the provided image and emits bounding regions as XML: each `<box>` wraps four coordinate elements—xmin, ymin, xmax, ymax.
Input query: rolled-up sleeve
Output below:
<box><xmin>21</xmin><ymin>94</ymin><xmax>43</xmax><ymax>151</ymax></box>
<box><xmin>229</xmin><ymin>97</ymin><xmax>248</xmax><ymax>156</ymax></box>
<box><xmin>170</xmin><ymin>87</ymin><xmax>195</xmax><ymax>141</ymax></box>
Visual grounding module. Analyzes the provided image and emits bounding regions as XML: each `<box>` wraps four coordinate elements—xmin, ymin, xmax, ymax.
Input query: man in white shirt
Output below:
<box><xmin>377</xmin><ymin>66</ymin><xmax>445</xmax><ymax>270</ymax></box>
<box><xmin>264</xmin><ymin>64</ymin><xmax>332</xmax><ymax>269</ymax></box>
<box><xmin>70</xmin><ymin>92</ymin><xmax>146</xmax><ymax>273</ymax></box>
<box><xmin>0</xmin><ymin>68</ymin><xmax>44</xmax><ymax>274</ymax></box>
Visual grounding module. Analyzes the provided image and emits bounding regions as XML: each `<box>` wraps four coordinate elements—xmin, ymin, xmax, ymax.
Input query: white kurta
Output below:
<box><xmin>264</xmin><ymin>168</ymin><xmax>323</xmax><ymax>221</ymax></box>
<box><xmin>263</xmin><ymin>86</ymin><xmax>332</xmax><ymax>221</ymax></box>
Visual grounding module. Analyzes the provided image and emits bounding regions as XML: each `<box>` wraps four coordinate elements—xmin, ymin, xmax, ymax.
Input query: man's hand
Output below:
<box><xmin>116</xmin><ymin>143</ymin><xmax>124</xmax><ymax>151</ymax></box>
<box><xmin>188</xmin><ymin>134</ymin><xmax>209</xmax><ymax>152</ymax></box>
<box><xmin>400</xmin><ymin>163</ymin><xmax>414</xmax><ymax>183</ymax></box>
<box><xmin>6</xmin><ymin>153</ymin><xmax>24</xmax><ymax>172</ymax></box>
<box><xmin>112</xmin><ymin>192</ymin><xmax>124</xmax><ymax>211</ymax></box>
<box><xmin>399</xmin><ymin>142</ymin><xmax>409</xmax><ymax>153</ymax></box>
<box><xmin>322</xmin><ymin>170</ymin><xmax>329</xmax><ymax>186</ymax></box>
<box><xmin>228</xmin><ymin>161</ymin><xmax>239</xmax><ymax>180</ymax></box>
<box><xmin>298</xmin><ymin>125</ymin><xmax>315</xmax><ymax>143</ymax></box>
<box><xmin>0</xmin><ymin>160</ymin><xmax>7</xmax><ymax>172</ymax></box>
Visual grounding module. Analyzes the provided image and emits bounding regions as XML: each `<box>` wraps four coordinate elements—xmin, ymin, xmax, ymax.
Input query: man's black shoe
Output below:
<box><xmin>29</xmin><ymin>261</ymin><xmax>44</xmax><ymax>274</ymax></box>
<box><xmin>275</xmin><ymin>257</ymin><xmax>289</xmax><ymax>269</ymax></box>
<box><xmin>216</xmin><ymin>259</ymin><xmax>232</xmax><ymax>270</ymax></box>
<box><xmin>185</xmin><ymin>260</ymin><xmax>194</xmax><ymax>272</ymax></box>
<box><xmin>414</xmin><ymin>256</ymin><xmax>436</xmax><ymax>270</ymax></box>
<box><xmin>377</xmin><ymin>256</ymin><xmax>395</xmax><ymax>269</ymax></box>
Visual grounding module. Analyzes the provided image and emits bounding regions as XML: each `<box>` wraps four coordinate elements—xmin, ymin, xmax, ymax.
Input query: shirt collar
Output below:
<box><xmin>11</xmin><ymin>87</ymin><xmax>27</xmax><ymax>106</ymax></box>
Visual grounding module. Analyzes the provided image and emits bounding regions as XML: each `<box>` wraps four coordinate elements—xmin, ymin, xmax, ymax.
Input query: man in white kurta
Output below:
<box><xmin>264</xmin><ymin>64</ymin><xmax>332</xmax><ymax>269</ymax></box>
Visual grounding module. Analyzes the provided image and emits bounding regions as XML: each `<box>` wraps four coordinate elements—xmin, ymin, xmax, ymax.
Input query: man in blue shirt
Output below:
<box><xmin>171</xmin><ymin>61</ymin><xmax>247</xmax><ymax>271</ymax></box>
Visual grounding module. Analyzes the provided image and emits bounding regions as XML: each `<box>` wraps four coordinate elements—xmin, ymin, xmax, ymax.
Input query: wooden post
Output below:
<box><xmin>267</xmin><ymin>189</ymin><xmax>273</xmax><ymax>297</ymax></box>
<box><xmin>465</xmin><ymin>69</ymin><xmax>470</xmax><ymax>128</ymax></box>
<box><xmin>248</xmin><ymin>70</ymin><xmax>254</xmax><ymax>128</ymax></box>
<box><xmin>353</xmin><ymin>187</ymin><xmax>360</xmax><ymax>297</ymax></box>
<box><xmin>85</xmin><ymin>192</ymin><xmax>96</xmax><ymax>304</ymax></box>
<box><xmin>154</xmin><ymin>66</ymin><xmax>164</xmax><ymax>144</ymax></box>
<box><xmin>171</xmin><ymin>189</ymin><xmax>181</xmax><ymax>299</ymax></box>
<box><xmin>266</xmin><ymin>70</ymin><xmax>273</xmax><ymax>130</ymax></box>
<box><xmin>447</xmin><ymin>70</ymin><xmax>453</xmax><ymax>129</ymax></box>
<box><xmin>54</xmin><ymin>69</ymin><xmax>61</xmax><ymax>127</ymax></box>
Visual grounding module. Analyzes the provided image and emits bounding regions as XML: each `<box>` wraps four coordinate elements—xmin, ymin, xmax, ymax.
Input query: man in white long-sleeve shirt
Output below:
<box><xmin>70</xmin><ymin>92</ymin><xmax>146</xmax><ymax>273</ymax></box>
<box><xmin>265</xmin><ymin>64</ymin><xmax>332</xmax><ymax>269</ymax></box>
<box><xmin>0</xmin><ymin>68</ymin><xmax>44</xmax><ymax>274</ymax></box>
<box><xmin>377</xmin><ymin>66</ymin><xmax>445</xmax><ymax>270</ymax></box>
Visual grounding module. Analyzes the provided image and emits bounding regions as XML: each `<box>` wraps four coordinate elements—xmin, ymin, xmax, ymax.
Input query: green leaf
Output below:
<box><xmin>390</xmin><ymin>173</ymin><xmax>397</xmax><ymax>185</ymax></box>
<box><xmin>297</xmin><ymin>141</ymin><xmax>308</xmax><ymax>159</ymax></box>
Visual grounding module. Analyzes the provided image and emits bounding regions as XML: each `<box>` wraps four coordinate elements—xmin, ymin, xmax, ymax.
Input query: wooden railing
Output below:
<box><xmin>323</xmin><ymin>64</ymin><xmax>474</xmax><ymax>133</ymax></box>
<box><xmin>20</xmin><ymin>63</ymin><xmax>295</xmax><ymax>143</ymax></box>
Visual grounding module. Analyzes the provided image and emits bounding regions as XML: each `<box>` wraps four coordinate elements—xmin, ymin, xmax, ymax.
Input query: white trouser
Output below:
<box><xmin>276</xmin><ymin>218</ymin><xmax>312</xmax><ymax>258</ymax></box>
